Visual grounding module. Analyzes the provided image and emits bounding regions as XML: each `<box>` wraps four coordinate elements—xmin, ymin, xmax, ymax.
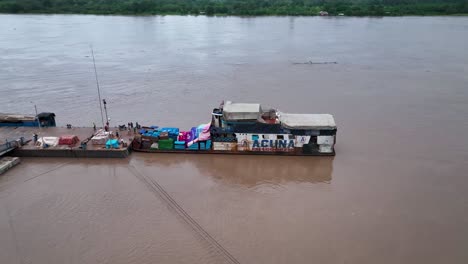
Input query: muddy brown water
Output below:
<box><xmin>1</xmin><ymin>15</ymin><xmax>468</xmax><ymax>264</ymax></box>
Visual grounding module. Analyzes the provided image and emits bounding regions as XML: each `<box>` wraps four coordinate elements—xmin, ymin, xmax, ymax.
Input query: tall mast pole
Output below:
<box><xmin>91</xmin><ymin>45</ymin><xmax>105</xmax><ymax>128</ymax></box>
<box><xmin>34</xmin><ymin>104</ymin><xmax>41</xmax><ymax>129</ymax></box>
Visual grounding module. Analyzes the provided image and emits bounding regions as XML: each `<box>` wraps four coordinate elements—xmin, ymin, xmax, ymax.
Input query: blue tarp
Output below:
<box><xmin>106</xmin><ymin>139</ymin><xmax>119</xmax><ymax>149</ymax></box>
<box><xmin>160</xmin><ymin>127</ymin><xmax>179</xmax><ymax>136</ymax></box>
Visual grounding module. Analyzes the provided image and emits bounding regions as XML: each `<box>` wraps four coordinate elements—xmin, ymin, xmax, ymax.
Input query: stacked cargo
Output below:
<box><xmin>187</xmin><ymin>140</ymin><xmax>211</xmax><ymax>150</ymax></box>
<box><xmin>187</xmin><ymin>142</ymin><xmax>199</xmax><ymax>150</ymax></box>
<box><xmin>140</xmin><ymin>139</ymin><xmax>152</xmax><ymax>149</ymax></box>
<box><xmin>178</xmin><ymin>131</ymin><xmax>192</xmax><ymax>144</ymax></box>
<box><xmin>160</xmin><ymin>128</ymin><xmax>179</xmax><ymax>141</ymax></box>
<box><xmin>159</xmin><ymin>131</ymin><xmax>169</xmax><ymax>139</ymax></box>
<box><xmin>91</xmin><ymin>129</ymin><xmax>111</xmax><ymax>145</ymax></box>
<box><xmin>203</xmin><ymin>140</ymin><xmax>212</xmax><ymax>150</ymax></box>
<box><xmin>59</xmin><ymin>135</ymin><xmax>79</xmax><ymax>145</ymax></box>
<box><xmin>158</xmin><ymin>138</ymin><xmax>174</xmax><ymax>150</ymax></box>
<box><xmin>174</xmin><ymin>141</ymin><xmax>186</xmax><ymax>150</ymax></box>
<box><xmin>190</xmin><ymin>127</ymin><xmax>198</xmax><ymax>140</ymax></box>
<box><xmin>134</xmin><ymin>123</ymin><xmax>213</xmax><ymax>151</ymax></box>
<box><xmin>150</xmin><ymin>142</ymin><xmax>159</xmax><ymax>150</ymax></box>
<box><xmin>141</xmin><ymin>126</ymin><xmax>160</xmax><ymax>138</ymax></box>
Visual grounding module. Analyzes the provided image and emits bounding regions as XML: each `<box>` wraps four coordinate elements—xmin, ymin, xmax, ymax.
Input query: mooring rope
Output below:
<box><xmin>24</xmin><ymin>162</ymin><xmax>72</xmax><ymax>182</ymax></box>
<box><xmin>128</xmin><ymin>165</ymin><xmax>241</xmax><ymax>264</ymax></box>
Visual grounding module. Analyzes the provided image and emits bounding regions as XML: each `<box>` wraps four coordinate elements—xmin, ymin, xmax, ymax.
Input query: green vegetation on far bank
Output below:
<box><xmin>0</xmin><ymin>0</ymin><xmax>467</xmax><ymax>16</ymax></box>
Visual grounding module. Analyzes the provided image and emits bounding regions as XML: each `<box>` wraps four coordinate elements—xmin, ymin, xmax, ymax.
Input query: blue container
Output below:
<box><xmin>188</xmin><ymin>142</ymin><xmax>200</xmax><ymax>150</ymax></box>
<box><xmin>205</xmin><ymin>140</ymin><xmax>212</xmax><ymax>149</ymax></box>
<box><xmin>174</xmin><ymin>141</ymin><xmax>185</xmax><ymax>150</ymax></box>
<box><xmin>174</xmin><ymin>141</ymin><xmax>186</xmax><ymax>150</ymax></box>
<box><xmin>198</xmin><ymin>140</ymin><xmax>211</xmax><ymax>150</ymax></box>
<box><xmin>161</xmin><ymin>127</ymin><xmax>179</xmax><ymax>136</ymax></box>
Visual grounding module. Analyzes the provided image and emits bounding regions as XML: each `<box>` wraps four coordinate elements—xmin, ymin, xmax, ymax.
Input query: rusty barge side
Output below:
<box><xmin>131</xmin><ymin>148</ymin><xmax>334</xmax><ymax>156</ymax></box>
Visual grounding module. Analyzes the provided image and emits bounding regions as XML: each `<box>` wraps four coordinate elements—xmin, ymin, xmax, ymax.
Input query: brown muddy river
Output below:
<box><xmin>1</xmin><ymin>15</ymin><xmax>468</xmax><ymax>264</ymax></box>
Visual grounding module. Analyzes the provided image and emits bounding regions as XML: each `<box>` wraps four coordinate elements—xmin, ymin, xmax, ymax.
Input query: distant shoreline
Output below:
<box><xmin>1</xmin><ymin>0</ymin><xmax>467</xmax><ymax>18</ymax></box>
<box><xmin>1</xmin><ymin>12</ymin><xmax>468</xmax><ymax>17</ymax></box>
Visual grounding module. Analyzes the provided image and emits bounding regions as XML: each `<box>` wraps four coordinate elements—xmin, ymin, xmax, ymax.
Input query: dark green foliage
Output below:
<box><xmin>0</xmin><ymin>0</ymin><xmax>467</xmax><ymax>16</ymax></box>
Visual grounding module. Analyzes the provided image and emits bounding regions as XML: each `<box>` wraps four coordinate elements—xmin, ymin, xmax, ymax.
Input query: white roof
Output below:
<box><xmin>223</xmin><ymin>102</ymin><xmax>261</xmax><ymax>121</ymax></box>
<box><xmin>279</xmin><ymin>113</ymin><xmax>336</xmax><ymax>130</ymax></box>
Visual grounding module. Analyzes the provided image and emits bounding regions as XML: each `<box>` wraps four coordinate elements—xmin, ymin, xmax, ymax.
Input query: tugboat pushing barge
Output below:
<box><xmin>132</xmin><ymin>101</ymin><xmax>337</xmax><ymax>156</ymax></box>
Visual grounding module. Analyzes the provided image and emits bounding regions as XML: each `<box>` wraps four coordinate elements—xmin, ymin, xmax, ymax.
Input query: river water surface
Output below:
<box><xmin>1</xmin><ymin>15</ymin><xmax>468</xmax><ymax>264</ymax></box>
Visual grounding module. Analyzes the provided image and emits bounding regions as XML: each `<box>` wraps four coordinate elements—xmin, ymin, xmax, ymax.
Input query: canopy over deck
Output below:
<box><xmin>279</xmin><ymin>113</ymin><xmax>336</xmax><ymax>130</ymax></box>
<box><xmin>223</xmin><ymin>102</ymin><xmax>261</xmax><ymax>121</ymax></box>
<box><xmin>37</xmin><ymin>112</ymin><xmax>55</xmax><ymax>119</ymax></box>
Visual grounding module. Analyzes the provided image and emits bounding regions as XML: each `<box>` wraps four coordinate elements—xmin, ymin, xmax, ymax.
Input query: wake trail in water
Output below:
<box><xmin>128</xmin><ymin>165</ymin><xmax>241</xmax><ymax>264</ymax></box>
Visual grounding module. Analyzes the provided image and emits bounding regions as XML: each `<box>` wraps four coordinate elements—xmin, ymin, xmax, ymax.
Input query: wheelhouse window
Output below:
<box><xmin>277</xmin><ymin>135</ymin><xmax>284</xmax><ymax>140</ymax></box>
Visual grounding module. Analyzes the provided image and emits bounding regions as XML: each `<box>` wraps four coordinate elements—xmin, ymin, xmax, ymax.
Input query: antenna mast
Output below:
<box><xmin>91</xmin><ymin>45</ymin><xmax>105</xmax><ymax>128</ymax></box>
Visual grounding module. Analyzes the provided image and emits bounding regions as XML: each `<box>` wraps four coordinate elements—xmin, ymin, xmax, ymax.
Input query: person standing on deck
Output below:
<box><xmin>93</xmin><ymin>122</ymin><xmax>96</xmax><ymax>131</ymax></box>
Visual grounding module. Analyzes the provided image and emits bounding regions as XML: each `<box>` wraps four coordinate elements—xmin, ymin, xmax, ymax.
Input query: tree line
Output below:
<box><xmin>0</xmin><ymin>0</ymin><xmax>467</xmax><ymax>16</ymax></box>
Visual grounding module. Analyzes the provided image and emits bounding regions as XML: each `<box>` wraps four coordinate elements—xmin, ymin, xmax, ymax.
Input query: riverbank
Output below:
<box><xmin>0</xmin><ymin>0</ymin><xmax>467</xmax><ymax>17</ymax></box>
<box><xmin>2</xmin><ymin>12</ymin><xmax>468</xmax><ymax>17</ymax></box>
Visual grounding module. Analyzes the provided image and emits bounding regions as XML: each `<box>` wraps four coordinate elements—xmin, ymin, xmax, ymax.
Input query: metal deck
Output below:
<box><xmin>0</xmin><ymin>127</ymin><xmax>133</xmax><ymax>158</ymax></box>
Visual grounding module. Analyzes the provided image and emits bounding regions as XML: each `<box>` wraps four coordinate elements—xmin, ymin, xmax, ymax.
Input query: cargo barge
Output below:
<box><xmin>132</xmin><ymin>101</ymin><xmax>337</xmax><ymax>156</ymax></box>
<box><xmin>0</xmin><ymin>127</ymin><xmax>132</xmax><ymax>158</ymax></box>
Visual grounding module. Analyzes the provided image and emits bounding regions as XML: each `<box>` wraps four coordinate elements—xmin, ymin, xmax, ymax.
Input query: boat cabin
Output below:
<box><xmin>211</xmin><ymin>101</ymin><xmax>336</xmax><ymax>154</ymax></box>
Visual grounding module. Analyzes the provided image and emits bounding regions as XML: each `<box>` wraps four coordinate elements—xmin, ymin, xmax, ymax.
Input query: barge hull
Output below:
<box><xmin>12</xmin><ymin>148</ymin><xmax>129</xmax><ymax>158</ymax></box>
<box><xmin>132</xmin><ymin>148</ymin><xmax>335</xmax><ymax>156</ymax></box>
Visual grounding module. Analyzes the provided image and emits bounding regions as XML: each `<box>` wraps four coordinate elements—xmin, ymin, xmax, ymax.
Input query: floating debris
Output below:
<box><xmin>292</xmin><ymin>61</ymin><xmax>338</xmax><ymax>65</ymax></box>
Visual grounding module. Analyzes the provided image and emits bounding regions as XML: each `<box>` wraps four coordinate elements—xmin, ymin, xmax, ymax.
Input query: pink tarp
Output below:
<box><xmin>178</xmin><ymin>131</ymin><xmax>192</xmax><ymax>144</ymax></box>
<box><xmin>187</xmin><ymin>123</ymin><xmax>211</xmax><ymax>147</ymax></box>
